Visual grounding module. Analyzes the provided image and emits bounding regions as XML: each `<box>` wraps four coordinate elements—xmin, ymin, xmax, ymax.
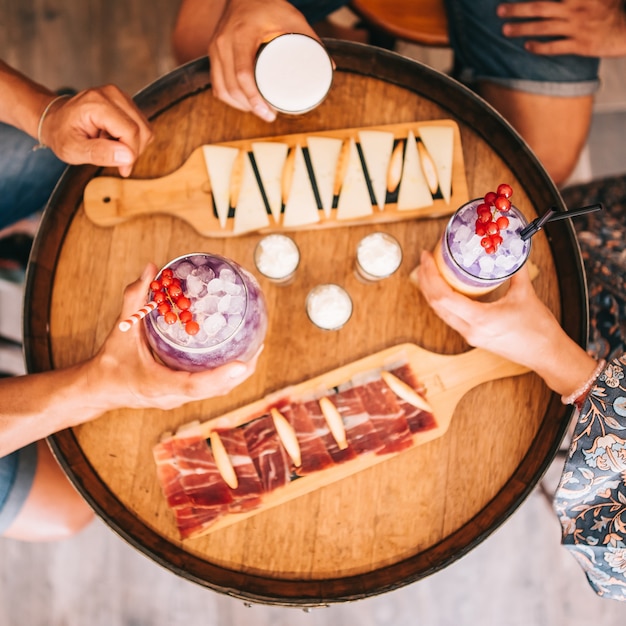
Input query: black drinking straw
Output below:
<box><xmin>520</xmin><ymin>203</ymin><xmax>603</xmax><ymax>241</ymax></box>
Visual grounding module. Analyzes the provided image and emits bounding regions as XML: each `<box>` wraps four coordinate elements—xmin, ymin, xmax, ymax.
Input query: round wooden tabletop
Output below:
<box><xmin>24</xmin><ymin>42</ymin><xmax>587</xmax><ymax>607</ymax></box>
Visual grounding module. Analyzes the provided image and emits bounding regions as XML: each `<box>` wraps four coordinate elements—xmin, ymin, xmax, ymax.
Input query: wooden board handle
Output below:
<box><xmin>83</xmin><ymin>148</ymin><xmax>216</xmax><ymax>233</ymax></box>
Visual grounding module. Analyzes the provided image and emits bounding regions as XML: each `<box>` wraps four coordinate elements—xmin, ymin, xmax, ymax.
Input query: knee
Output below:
<box><xmin>2</xmin><ymin>441</ymin><xmax>95</xmax><ymax>542</ymax></box>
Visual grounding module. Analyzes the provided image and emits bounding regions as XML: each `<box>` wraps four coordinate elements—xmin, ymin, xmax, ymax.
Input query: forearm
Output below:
<box><xmin>172</xmin><ymin>0</ymin><xmax>228</xmax><ymax>63</ymax></box>
<box><xmin>518</xmin><ymin>315</ymin><xmax>598</xmax><ymax>400</ymax></box>
<box><xmin>0</xmin><ymin>359</ymin><xmax>110</xmax><ymax>457</ymax></box>
<box><xmin>0</xmin><ymin>60</ymin><xmax>55</xmax><ymax>137</ymax></box>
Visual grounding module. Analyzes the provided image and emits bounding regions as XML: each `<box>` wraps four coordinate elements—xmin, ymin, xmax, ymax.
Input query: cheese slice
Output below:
<box><xmin>357</xmin><ymin>130</ymin><xmax>394</xmax><ymax>211</ymax></box>
<box><xmin>282</xmin><ymin>144</ymin><xmax>320</xmax><ymax>227</ymax></box>
<box><xmin>336</xmin><ymin>138</ymin><xmax>374</xmax><ymax>220</ymax></box>
<box><xmin>251</xmin><ymin>141</ymin><xmax>289</xmax><ymax>223</ymax></box>
<box><xmin>417</xmin><ymin>124</ymin><xmax>454</xmax><ymax>204</ymax></box>
<box><xmin>306</xmin><ymin>136</ymin><xmax>342</xmax><ymax>218</ymax></box>
<box><xmin>397</xmin><ymin>130</ymin><xmax>433</xmax><ymax>211</ymax></box>
<box><xmin>202</xmin><ymin>144</ymin><xmax>240</xmax><ymax>229</ymax></box>
<box><xmin>233</xmin><ymin>153</ymin><xmax>270</xmax><ymax>235</ymax></box>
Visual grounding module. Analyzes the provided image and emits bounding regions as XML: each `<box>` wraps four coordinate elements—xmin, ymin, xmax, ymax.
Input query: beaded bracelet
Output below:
<box><xmin>561</xmin><ymin>358</ymin><xmax>606</xmax><ymax>408</ymax></box>
<box><xmin>32</xmin><ymin>94</ymin><xmax>71</xmax><ymax>151</ymax></box>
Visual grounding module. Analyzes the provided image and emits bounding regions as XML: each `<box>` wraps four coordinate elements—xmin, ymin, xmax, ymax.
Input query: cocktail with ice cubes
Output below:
<box><xmin>434</xmin><ymin>198</ymin><xmax>531</xmax><ymax>297</ymax></box>
<box><xmin>144</xmin><ymin>253</ymin><xmax>267</xmax><ymax>372</ymax></box>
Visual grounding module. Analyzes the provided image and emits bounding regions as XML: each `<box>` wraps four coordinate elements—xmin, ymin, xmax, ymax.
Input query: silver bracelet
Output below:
<box><xmin>561</xmin><ymin>359</ymin><xmax>606</xmax><ymax>407</ymax></box>
<box><xmin>32</xmin><ymin>94</ymin><xmax>71</xmax><ymax>151</ymax></box>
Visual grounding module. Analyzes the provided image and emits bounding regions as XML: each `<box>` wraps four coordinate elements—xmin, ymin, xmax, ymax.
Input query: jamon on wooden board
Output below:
<box><xmin>153</xmin><ymin>343</ymin><xmax>530</xmax><ymax>539</ymax></box>
<box><xmin>83</xmin><ymin>120</ymin><xmax>468</xmax><ymax>237</ymax></box>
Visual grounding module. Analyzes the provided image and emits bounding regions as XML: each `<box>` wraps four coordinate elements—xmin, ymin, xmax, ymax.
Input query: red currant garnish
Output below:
<box><xmin>176</xmin><ymin>296</ymin><xmax>191</xmax><ymax>311</ymax></box>
<box><xmin>185</xmin><ymin>321</ymin><xmax>200</xmax><ymax>335</ymax></box>
<box><xmin>168</xmin><ymin>283</ymin><xmax>183</xmax><ymax>298</ymax></box>
<box><xmin>497</xmin><ymin>183</ymin><xmax>513</xmax><ymax>198</ymax></box>
<box><xmin>484</xmin><ymin>191</ymin><xmax>497</xmax><ymax>206</ymax></box>
<box><xmin>164</xmin><ymin>311</ymin><xmax>178</xmax><ymax>325</ymax></box>
<box><xmin>179</xmin><ymin>310</ymin><xmax>193</xmax><ymax>323</ymax></box>
<box><xmin>157</xmin><ymin>302</ymin><xmax>171</xmax><ymax>316</ymax></box>
<box><xmin>150</xmin><ymin>280</ymin><xmax>161</xmax><ymax>292</ymax></box>
<box><xmin>475</xmin><ymin>183</ymin><xmax>515</xmax><ymax>254</ymax></box>
<box><xmin>494</xmin><ymin>196</ymin><xmax>511</xmax><ymax>212</ymax></box>
<box><xmin>496</xmin><ymin>215</ymin><xmax>509</xmax><ymax>230</ymax></box>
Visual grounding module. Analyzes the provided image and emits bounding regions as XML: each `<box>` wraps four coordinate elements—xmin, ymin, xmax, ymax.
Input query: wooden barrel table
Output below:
<box><xmin>23</xmin><ymin>42</ymin><xmax>587</xmax><ymax>606</ymax></box>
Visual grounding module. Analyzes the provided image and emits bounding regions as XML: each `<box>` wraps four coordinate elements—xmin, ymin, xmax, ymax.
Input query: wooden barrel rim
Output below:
<box><xmin>23</xmin><ymin>43</ymin><xmax>587</xmax><ymax>606</ymax></box>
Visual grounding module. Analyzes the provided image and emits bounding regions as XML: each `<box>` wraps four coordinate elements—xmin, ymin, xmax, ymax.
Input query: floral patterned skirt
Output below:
<box><xmin>561</xmin><ymin>175</ymin><xmax>626</xmax><ymax>361</ymax></box>
<box><xmin>555</xmin><ymin>175</ymin><xmax>626</xmax><ymax>601</ymax></box>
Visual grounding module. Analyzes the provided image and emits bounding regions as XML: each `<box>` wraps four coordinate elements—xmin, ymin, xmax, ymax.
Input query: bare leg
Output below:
<box><xmin>478</xmin><ymin>82</ymin><xmax>594</xmax><ymax>186</ymax></box>
<box><xmin>3</xmin><ymin>440</ymin><xmax>93</xmax><ymax>541</ymax></box>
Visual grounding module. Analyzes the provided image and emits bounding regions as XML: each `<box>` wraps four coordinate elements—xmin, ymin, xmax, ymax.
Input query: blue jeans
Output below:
<box><xmin>0</xmin><ymin>122</ymin><xmax>67</xmax><ymax>230</ymax></box>
<box><xmin>0</xmin><ymin>443</ymin><xmax>38</xmax><ymax>534</ymax></box>
<box><xmin>444</xmin><ymin>0</ymin><xmax>600</xmax><ymax>96</ymax></box>
<box><xmin>289</xmin><ymin>0</ymin><xmax>600</xmax><ymax>97</ymax></box>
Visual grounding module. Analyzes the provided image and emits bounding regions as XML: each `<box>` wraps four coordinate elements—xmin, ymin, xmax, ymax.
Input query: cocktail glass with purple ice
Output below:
<box><xmin>144</xmin><ymin>253</ymin><xmax>268</xmax><ymax>372</ymax></box>
<box><xmin>434</xmin><ymin>197</ymin><xmax>531</xmax><ymax>297</ymax></box>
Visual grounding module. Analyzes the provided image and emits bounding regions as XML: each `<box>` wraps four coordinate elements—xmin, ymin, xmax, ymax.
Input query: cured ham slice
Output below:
<box><xmin>303</xmin><ymin>398</ymin><xmax>357</xmax><ymax>464</ymax></box>
<box><xmin>242</xmin><ymin>414</ymin><xmax>291</xmax><ymax>492</ymax></box>
<box><xmin>153</xmin><ymin>436</ymin><xmax>229</xmax><ymax>539</ymax></box>
<box><xmin>389</xmin><ymin>365</ymin><xmax>437</xmax><ymax>433</ymax></box>
<box><xmin>328</xmin><ymin>388</ymin><xmax>385</xmax><ymax>455</ymax></box>
<box><xmin>217</xmin><ymin>428</ymin><xmax>264</xmax><ymax>512</ymax></box>
<box><xmin>280</xmin><ymin>402</ymin><xmax>335</xmax><ymax>475</ymax></box>
<box><xmin>153</xmin><ymin>437</ymin><xmax>190</xmax><ymax>509</ymax></box>
<box><xmin>355</xmin><ymin>379</ymin><xmax>414</xmax><ymax>454</ymax></box>
<box><xmin>169</xmin><ymin>435</ymin><xmax>234</xmax><ymax>509</ymax></box>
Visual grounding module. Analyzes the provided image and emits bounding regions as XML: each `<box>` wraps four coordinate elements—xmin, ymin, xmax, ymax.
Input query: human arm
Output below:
<box><xmin>497</xmin><ymin>0</ymin><xmax>626</xmax><ymax>57</ymax></box>
<box><xmin>0</xmin><ymin>60</ymin><xmax>153</xmax><ymax>177</ymax></box>
<box><xmin>0</xmin><ymin>263</ymin><xmax>259</xmax><ymax>457</ymax></box>
<box><xmin>414</xmin><ymin>250</ymin><xmax>598</xmax><ymax>398</ymax></box>
<box><xmin>172</xmin><ymin>0</ymin><xmax>321</xmax><ymax>121</ymax></box>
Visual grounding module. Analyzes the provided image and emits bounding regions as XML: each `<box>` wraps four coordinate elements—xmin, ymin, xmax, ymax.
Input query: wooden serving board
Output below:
<box><xmin>165</xmin><ymin>343</ymin><xmax>529</xmax><ymax>538</ymax></box>
<box><xmin>83</xmin><ymin>120</ymin><xmax>468</xmax><ymax>237</ymax></box>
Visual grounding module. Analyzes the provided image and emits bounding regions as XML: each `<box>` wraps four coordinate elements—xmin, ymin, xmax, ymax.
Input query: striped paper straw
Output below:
<box><xmin>118</xmin><ymin>301</ymin><xmax>157</xmax><ymax>332</ymax></box>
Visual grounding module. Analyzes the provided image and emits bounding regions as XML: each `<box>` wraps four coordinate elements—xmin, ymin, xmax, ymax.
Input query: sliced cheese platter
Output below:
<box><xmin>83</xmin><ymin>120</ymin><xmax>468</xmax><ymax>237</ymax></box>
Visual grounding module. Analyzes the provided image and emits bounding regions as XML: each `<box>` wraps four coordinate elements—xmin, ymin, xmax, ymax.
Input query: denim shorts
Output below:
<box><xmin>444</xmin><ymin>0</ymin><xmax>600</xmax><ymax>96</ymax></box>
<box><xmin>0</xmin><ymin>443</ymin><xmax>38</xmax><ymax>534</ymax></box>
<box><xmin>0</xmin><ymin>122</ymin><xmax>66</xmax><ymax>231</ymax></box>
<box><xmin>290</xmin><ymin>0</ymin><xmax>347</xmax><ymax>25</ymax></box>
<box><xmin>289</xmin><ymin>0</ymin><xmax>600</xmax><ymax>98</ymax></box>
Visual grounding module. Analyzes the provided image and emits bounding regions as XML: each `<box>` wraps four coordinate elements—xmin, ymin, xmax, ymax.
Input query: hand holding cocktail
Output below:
<box><xmin>432</xmin><ymin>183</ymin><xmax>531</xmax><ymax>297</ymax></box>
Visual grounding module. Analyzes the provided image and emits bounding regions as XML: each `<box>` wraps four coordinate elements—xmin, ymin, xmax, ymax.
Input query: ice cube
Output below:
<box><xmin>509</xmin><ymin>238</ymin><xmax>525</xmax><ymax>258</ymax></box>
<box><xmin>217</xmin><ymin>294</ymin><xmax>231</xmax><ymax>314</ymax></box>
<box><xmin>194</xmin><ymin>265</ymin><xmax>215</xmax><ymax>283</ymax></box>
<box><xmin>223</xmin><ymin>281</ymin><xmax>243</xmax><ymax>296</ymax></box>
<box><xmin>453</xmin><ymin>224</ymin><xmax>471</xmax><ymax>244</ymax></box>
<box><xmin>185</xmin><ymin>274</ymin><xmax>205</xmax><ymax>297</ymax></box>
<box><xmin>173</xmin><ymin>261</ymin><xmax>195</xmax><ymax>279</ymax></box>
<box><xmin>193</xmin><ymin>294</ymin><xmax>219</xmax><ymax>314</ymax></box>
<box><xmin>207</xmin><ymin>278</ymin><xmax>224</xmax><ymax>294</ymax></box>
<box><xmin>478</xmin><ymin>255</ymin><xmax>495</xmax><ymax>276</ymax></box>
<box><xmin>219</xmin><ymin>268</ymin><xmax>236</xmax><ymax>283</ymax></box>
<box><xmin>203</xmin><ymin>312</ymin><xmax>227</xmax><ymax>336</ymax></box>
<box><xmin>495</xmin><ymin>254</ymin><xmax>516</xmax><ymax>270</ymax></box>
<box><xmin>228</xmin><ymin>295</ymin><xmax>245</xmax><ymax>315</ymax></box>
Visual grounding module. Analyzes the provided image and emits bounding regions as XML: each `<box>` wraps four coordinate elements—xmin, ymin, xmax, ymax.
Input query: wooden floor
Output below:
<box><xmin>2</xmin><ymin>2</ymin><xmax>626</xmax><ymax>624</ymax></box>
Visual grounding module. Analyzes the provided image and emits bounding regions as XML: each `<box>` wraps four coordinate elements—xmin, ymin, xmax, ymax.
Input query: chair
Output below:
<box><xmin>349</xmin><ymin>0</ymin><xmax>449</xmax><ymax>47</ymax></box>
